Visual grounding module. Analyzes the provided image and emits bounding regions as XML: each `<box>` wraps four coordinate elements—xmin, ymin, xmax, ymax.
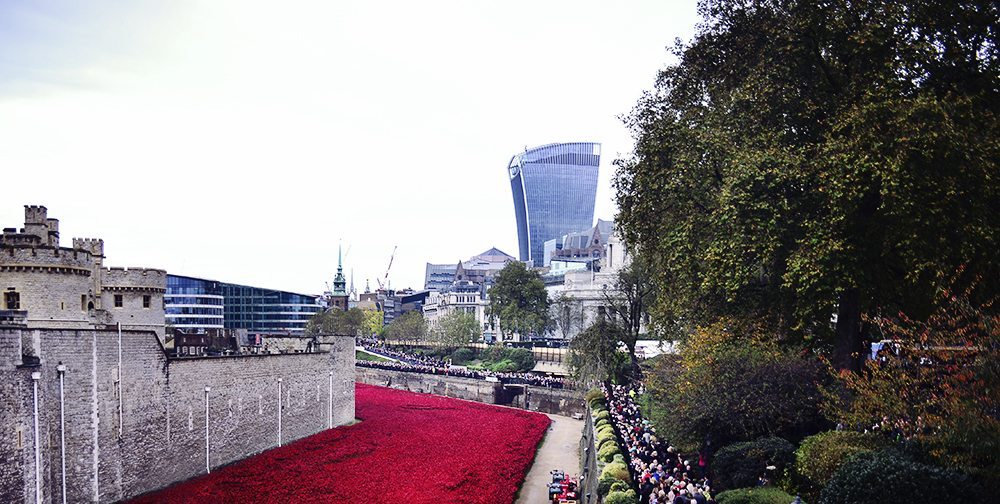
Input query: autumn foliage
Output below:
<box><xmin>823</xmin><ymin>284</ymin><xmax>999</xmax><ymax>481</ymax></box>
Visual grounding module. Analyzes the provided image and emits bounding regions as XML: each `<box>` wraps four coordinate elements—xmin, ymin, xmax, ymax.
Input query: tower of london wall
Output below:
<box><xmin>0</xmin><ymin>323</ymin><xmax>355</xmax><ymax>504</ymax></box>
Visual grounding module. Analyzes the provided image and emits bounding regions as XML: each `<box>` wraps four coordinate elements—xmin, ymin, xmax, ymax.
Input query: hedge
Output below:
<box><xmin>596</xmin><ymin>410</ymin><xmax>611</xmax><ymax>421</ymax></box>
<box><xmin>585</xmin><ymin>388</ymin><xmax>604</xmax><ymax>404</ymax></box>
<box><xmin>599</xmin><ymin>441</ymin><xmax>621</xmax><ymax>462</ymax></box>
<box><xmin>598</xmin><ymin>474</ymin><xmax>618</xmax><ymax>497</ymax></box>
<box><xmin>795</xmin><ymin>430</ymin><xmax>886</xmax><ymax>491</ymax></box>
<box><xmin>604</xmin><ymin>489</ymin><xmax>639</xmax><ymax>504</ymax></box>
<box><xmin>716</xmin><ymin>487</ymin><xmax>797</xmax><ymax>504</ymax></box>
<box><xmin>820</xmin><ymin>450</ymin><xmax>981</xmax><ymax>504</ymax></box>
<box><xmin>601</xmin><ymin>462</ymin><xmax>631</xmax><ymax>482</ymax></box>
<box><xmin>714</xmin><ymin>437</ymin><xmax>796</xmax><ymax>491</ymax></box>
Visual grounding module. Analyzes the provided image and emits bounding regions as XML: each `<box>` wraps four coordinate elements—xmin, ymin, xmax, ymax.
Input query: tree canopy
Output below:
<box><xmin>305</xmin><ymin>307</ymin><xmax>366</xmax><ymax>336</ymax></box>
<box><xmin>486</xmin><ymin>261</ymin><xmax>551</xmax><ymax>339</ymax></box>
<box><xmin>384</xmin><ymin>310</ymin><xmax>427</xmax><ymax>343</ymax></box>
<box><xmin>614</xmin><ymin>0</ymin><xmax>999</xmax><ymax>370</ymax></box>
<box><xmin>431</xmin><ymin>310</ymin><xmax>481</xmax><ymax>348</ymax></box>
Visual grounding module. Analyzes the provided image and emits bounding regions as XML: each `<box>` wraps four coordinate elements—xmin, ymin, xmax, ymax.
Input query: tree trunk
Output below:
<box><xmin>833</xmin><ymin>287</ymin><xmax>864</xmax><ymax>372</ymax></box>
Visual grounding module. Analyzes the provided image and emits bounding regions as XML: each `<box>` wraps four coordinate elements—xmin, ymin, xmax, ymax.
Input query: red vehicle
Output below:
<box><xmin>547</xmin><ymin>470</ymin><xmax>579</xmax><ymax>503</ymax></box>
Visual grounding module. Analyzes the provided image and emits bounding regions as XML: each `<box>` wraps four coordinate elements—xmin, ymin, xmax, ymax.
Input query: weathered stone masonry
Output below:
<box><xmin>0</xmin><ymin>325</ymin><xmax>354</xmax><ymax>504</ymax></box>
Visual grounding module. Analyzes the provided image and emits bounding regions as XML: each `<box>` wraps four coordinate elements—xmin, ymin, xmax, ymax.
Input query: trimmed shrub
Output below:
<box><xmin>596</xmin><ymin>410</ymin><xmax>611</xmax><ymax>421</ymax></box>
<box><xmin>597</xmin><ymin>473</ymin><xmax>618</xmax><ymax>497</ymax></box>
<box><xmin>601</xmin><ymin>462</ymin><xmax>631</xmax><ymax>482</ymax></box>
<box><xmin>609</xmin><ymin>480</ymin><xmax>631</xmax><ymax>493</ymax></box>
<box><xmin>585</xmin><ymin>387</ymin><xmax>604</xmax><ymax>404</ymax></box>
<box><xmin>598</xmin><ymin>438</ymin><xmax>619</xmax><ymax>453</ymax></box>
<box><xmin>605</xmin><ymin>489</ymin><xmax>639</xmax><ymax>504</ymax></box>
<box><xmin>716</xmin><ymin>487</ymin><xmax>796</xmax><ymax>504</ymax></box>
<box><xmin>820</xmin><ymin>450</ymin><xmax>980</xmax><ymax>504</ymax></box>
<box><xmin>795</xmin><ymin>431</ymin><xmax>886</xmax><ymax>491</ymax></box>
<box><xmin>598</xmin><ymin>441</ymin><xmax>621</xmax><ymax>462</ymax></box>
<box><xmin>613</xmin><ymin>453</ymin><xmax>625</xmax><ymax>464</ymax></box>
<box><xmin>714</xmin><ymin>437</ymin><xmax>796</xmax><ymax>491</ymax></box>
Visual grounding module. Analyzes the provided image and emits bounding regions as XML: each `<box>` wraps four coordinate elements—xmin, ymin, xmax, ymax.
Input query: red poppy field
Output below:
<box><xmin>130</xmin><ymin>383</ymin><xmax>551</xmax><ymax>504</ymax></box>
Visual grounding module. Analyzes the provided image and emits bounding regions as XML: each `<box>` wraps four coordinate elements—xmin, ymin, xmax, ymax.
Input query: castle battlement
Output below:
<box><xmin>103</xmin><ymin>267</ymin><xmax>168</xmax><ymax>292</ymax></box>
<box><xmin>0</xmin><ymin>245</ymin><xmax>98</xmax><ymax>274</ymax></box>
<box><xmin>72</xmin><ymin>237</ymin><xmax>105</xmax><ymax>257</ymax></box>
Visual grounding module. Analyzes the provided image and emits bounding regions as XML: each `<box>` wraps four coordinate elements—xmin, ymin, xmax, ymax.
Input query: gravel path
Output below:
<box><xmin>517</xmin><ymin>413</ymin><xmax>585</xmax><ymax>504</ymax></box>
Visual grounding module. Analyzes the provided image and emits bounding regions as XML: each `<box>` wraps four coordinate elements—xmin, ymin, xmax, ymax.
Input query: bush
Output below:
<box><xmin>596</xmin><ymin>410</ymin><xmax>610</xmax><ymax>421</ymax></box>
<box><xmin>604</xmin><ymin>489</ymin><xmax>639</xmax><ymax>504</ymax></box>
<box><xmin>601</xmin><ymin>462</ymin><xmax>631</xmax><ymax>482</ymax></box>
<box><xmin>820</xmin><ymin>450</ymin><xmax>980</xmax><ymax>504</ymax></box>
<box><xmin>597</xmin><ymin>474</ymin><xmax>618</xmax><ymax>497</ymax></box>
<box><xmin>450</xmin><ymin>347</ymin><xmax>474</xmax><ymax>364</ymax></box>
<box><xmin>613</xmin><ymin>453</ymin><xmax>625</xmax><ymax>464</ymax></box>
<box><xmin>609</xmin><ymin>480</ymin><xmax>631</xmax><ymax>493</ymax></box>
<box><xmin>716</xmin><ymin>487</ymin><xmax>797</xmax><ymax>504</ymax></box>
<box><xmin>795</xmin><ymin>431</ymin><xmax>886</xmax><ymax>492</ymax></box>
<box><xmin>714</xmin><ymin>437</ymin><xmax>796</xmax><ymax>491</ymax></box>
<box><xmin>598</xmin><ymin>442</ymin><xmax>620</xmax><ymax>462</ymax></box>
<box><xmin>490</xmin><ymin>359</ymin><xmax>518</xmax><ymax>372</ymax></box>
<box><xmin>507</xmin><ymin>347</ymin><xmax>536</xmax><ymax>371</ymax></box>
<box><xmin>585</xmin><ymin>388</ymin><xmax>604</xmax><ymax>404</ymax></box>
<box><xmin>643</xmin><ymin>324</ymin><xmax>826</xmax><ymax>448</ymax></box>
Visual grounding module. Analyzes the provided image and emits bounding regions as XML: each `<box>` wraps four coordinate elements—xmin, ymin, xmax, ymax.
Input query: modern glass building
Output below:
<box><xmin>165</xmin><ymin>275</ymin><xmax>224</xmax><ymax>332</ymax></box>
<box><xmin>508</xmin><ymin>142</ymin><xmax>601</xmax><ymax>266</ymax></box>
<box><xmin>165</xmin><ymin>274</ymin><xmax>322</xmax><ymax>334</ymax></box>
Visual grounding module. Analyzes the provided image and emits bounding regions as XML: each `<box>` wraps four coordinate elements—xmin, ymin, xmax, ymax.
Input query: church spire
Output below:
<box><xmin>332</xmin><ymin>243</ymin><xmax>347</xmax><ymax>296</ymax></box>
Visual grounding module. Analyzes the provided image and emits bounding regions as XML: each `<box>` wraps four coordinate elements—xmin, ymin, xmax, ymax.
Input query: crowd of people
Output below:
<box><xmin>355</xmin><ymin>338</ymin><xmax>567</xmax><ymax>388</ymax></box>
<box><xmin>602</xmin><ymin>383</ymin><xmax>715</xmax><ymax>504</ymax></box>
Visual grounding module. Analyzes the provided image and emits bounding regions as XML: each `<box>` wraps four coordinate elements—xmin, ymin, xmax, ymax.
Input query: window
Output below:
<box><xmin>114</xmin><ymin>294</ymin><xmax>123</xmax><ymax>308</ymax></box>
<box><xmin>81</xmin><ymin>295</ymin><xmax>87</xmax><ymax>311</ymax></box>
<box><xmin>143</xmin><ymin>295</ymin><xmax>151</xmax><ymax>308</ymax></box>
<box><xmin>4</xmin><ymin>291</ymin><xmax>19</xmax><ymax>310</ymax></box>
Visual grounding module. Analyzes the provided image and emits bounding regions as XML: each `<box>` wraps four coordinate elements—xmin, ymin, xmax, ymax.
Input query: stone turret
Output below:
<box><xmin>1</xmin><ymin>205</ymin><xmax>166</xmax><ymax>340</ymax></box>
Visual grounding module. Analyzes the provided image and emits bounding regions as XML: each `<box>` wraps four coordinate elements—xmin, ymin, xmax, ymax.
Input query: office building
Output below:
<box><xmin>165</xmin><ymin>274</ymin><xmax>322</xmax><ymax>335</ymax></box>
<box><xmin>508</xmin><ymin>142</ymin><xmax>601</xmax><ymax>267</ymax></box>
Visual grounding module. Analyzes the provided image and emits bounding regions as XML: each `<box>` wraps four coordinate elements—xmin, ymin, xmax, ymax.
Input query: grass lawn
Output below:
<box><xmin>355</xmin><ymin>349</ymin><xmax>392</xmax><ymax>362</ymax></box>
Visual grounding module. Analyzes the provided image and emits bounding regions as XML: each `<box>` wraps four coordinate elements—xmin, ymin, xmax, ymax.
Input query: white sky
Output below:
<box><xmin>0</xmin><ymin>0</ymin><xmax>698</xmax><ymax>295</ymax></box>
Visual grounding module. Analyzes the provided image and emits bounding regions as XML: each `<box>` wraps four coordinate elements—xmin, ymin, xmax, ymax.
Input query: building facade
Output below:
<box><xmin>508</xmin><ymin>142</ymin><xmax>601</xmax><ymax>267</ymax></box>
<box><xmin>165</xmin><ymin>274</ymin><xmax>322</xmax><ymax>335</ymax></box>
<box><xmin>0</xmin><ymin>205</ymin><xmax>166</xmax><ymax>341</ymax></box>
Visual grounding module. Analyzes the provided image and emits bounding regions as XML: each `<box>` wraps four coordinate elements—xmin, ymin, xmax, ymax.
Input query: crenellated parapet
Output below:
<box><xmin>0</xmin><ymin>245</ymin><xmax>97</xmax><ymax>275</ymax></box>
<box><xmin>103</xmin><ymin>267</ymin><xmax>168</xmax><ymax>292</ymax></box>
<box><xmin>72</xmin><ymin>237</ymin><xmax>105</xmax><ymax>258</ymax></box>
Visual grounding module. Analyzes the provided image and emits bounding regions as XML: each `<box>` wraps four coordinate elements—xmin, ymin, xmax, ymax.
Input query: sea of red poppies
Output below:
<box><xmin>130</xmin><ymin>383</ymin><xmax>551</xmax><ymax>504</ymax></box>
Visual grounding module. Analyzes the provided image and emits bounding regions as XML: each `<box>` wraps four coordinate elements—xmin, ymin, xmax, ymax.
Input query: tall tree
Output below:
<box><xmin>551</xmin><ymin>292</ymin><xmax>587</xmax><ymax>340</ymax></box>
<box><xmin>486</xmin><ymin>261</ymin><xmax>551</xmax><ymax>340</ymax></box>
<box><xmin>603</xmin><ymin>253</ymin><xmax>658</xmax><ymax>375</ymax></box>
<box><xmin>385</xmin><ymin>310</ymin><xmax>427</xmax><ymax>344</ymax></box>
<box><xmin>306</xmin><ymin>307</ymin><xmax>366</xmax><ymax>337</ymax></box>
<box><xmin>432</xmin><ymin>310</ymin><xmax>481</xmax><ymax>348</ymax></box>
<box><xmin>615</xmin><ymin>0</ymin><xmax>999</xmax><ymax>370</ymax></box>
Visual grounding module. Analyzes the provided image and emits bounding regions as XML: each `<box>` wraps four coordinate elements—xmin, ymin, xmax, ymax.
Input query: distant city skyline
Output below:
<box><xmin>0</xmin><ymin>0</ymin><xmax>700</xmax><ymax>294</ymax></box>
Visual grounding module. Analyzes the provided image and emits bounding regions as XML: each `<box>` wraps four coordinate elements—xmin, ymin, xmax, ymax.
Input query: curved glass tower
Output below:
<box><xmin>509</xmin><ymin>142</ymin><xmax>601</xmax><ymax>266</ymax></box>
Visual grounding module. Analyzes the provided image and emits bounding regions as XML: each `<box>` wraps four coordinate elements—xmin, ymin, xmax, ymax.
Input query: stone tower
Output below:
<box><xmin>330</xmin><ymin>244</ymin><xmax>348</xmax><ymax>311</ymax></box>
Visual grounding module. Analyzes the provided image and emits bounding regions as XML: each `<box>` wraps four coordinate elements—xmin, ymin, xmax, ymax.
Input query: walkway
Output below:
<box><xmin>517</xmin><ymin>413</ymin><xmax>584</xmax><ymax>504</ymax></box>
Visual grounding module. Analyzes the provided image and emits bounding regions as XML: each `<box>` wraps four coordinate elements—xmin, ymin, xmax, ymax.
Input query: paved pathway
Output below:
<box><xmin>517</xmin><ymin>413</ymin><xmax>584</xmax><ymax>504</ymax></box>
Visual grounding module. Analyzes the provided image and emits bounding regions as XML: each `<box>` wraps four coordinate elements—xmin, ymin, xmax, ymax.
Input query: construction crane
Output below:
<box><xmin>376</xmin><ymin>245</ymin><xmax>397</xmax><ymax>291</ymax></box>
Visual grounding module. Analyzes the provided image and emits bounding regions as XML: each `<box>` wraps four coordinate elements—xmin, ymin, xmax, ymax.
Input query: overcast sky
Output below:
<box><xmin>0</xmin><ymin>0</ymin><xmax>698</xmax><ymax>295</ymax></box>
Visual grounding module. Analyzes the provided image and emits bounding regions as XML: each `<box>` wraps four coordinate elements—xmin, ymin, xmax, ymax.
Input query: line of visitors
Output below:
<box><xmin>356</xmin><ymin>340</ymin><xmax>567</xmax><ymax>388</ymax></box>
<box><xmin>602</xmin><ymin>383</ymin><xmax>715</xmax><ymax>504</ymax></box>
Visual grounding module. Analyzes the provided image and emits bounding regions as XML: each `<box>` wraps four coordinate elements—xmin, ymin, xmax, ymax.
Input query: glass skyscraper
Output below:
<box><xmin>508</xmin><ymin>142</ymin><xmax>601</xmax><ymax>266</ymax></box>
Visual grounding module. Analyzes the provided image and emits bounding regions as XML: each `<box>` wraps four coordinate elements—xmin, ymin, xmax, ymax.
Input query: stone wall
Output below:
<box><xmin>578</xmin><ymin>405</ymin><xmax>599</xmax><ymax>504</ymax></box>
<box><xmin>0</xmin><ymin>325</ymin><xmax>354</xmax><ymax>504</ymax></box>
<box><xmin>354</xmin><ymin>366</ymin><xmax>584</xmax><ymax>418</ymax></box>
